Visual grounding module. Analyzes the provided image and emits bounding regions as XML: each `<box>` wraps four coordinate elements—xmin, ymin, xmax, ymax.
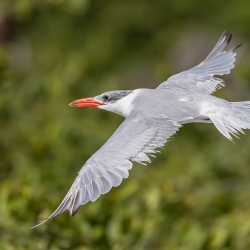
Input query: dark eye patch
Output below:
<box><xmin>100</xmin><ymin>90</ymin><xmax>132</xmax><ymax>103</ymax></box>
<box><xmin>103</xmin><ymin>95</ymin><xmax>109</xmax><ymax>101</ymax></box>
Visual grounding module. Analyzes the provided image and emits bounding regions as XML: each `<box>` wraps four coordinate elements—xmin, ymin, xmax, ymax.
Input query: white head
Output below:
<box><xmin>69</xmin><ymin>90</ymin><xmax>138</xmax><ymax>117</ymax></box>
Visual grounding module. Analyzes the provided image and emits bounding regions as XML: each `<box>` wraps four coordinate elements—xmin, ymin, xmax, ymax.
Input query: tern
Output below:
<box><xmin>32</xmin><ymin>31</ymin><xmax>248</xmax><ymax>228</ymax></box>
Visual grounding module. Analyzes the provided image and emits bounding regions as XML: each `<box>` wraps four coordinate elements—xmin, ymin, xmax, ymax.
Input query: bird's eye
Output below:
<box><xmin>103</xmin><ymin>95</ymin><xmax>109</xmax><ymax>101</ymax></box>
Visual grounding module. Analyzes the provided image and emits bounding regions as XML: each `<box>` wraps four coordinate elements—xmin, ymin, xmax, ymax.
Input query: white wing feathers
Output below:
<box><xmin>157</xmin><ymin>31</ymin><xmax>241</xmax><ymax>94</ymax></box>
<box><xmin>32</xmin><ymin>111</ymin><xmax>181</xmax><ymax>228</ymax></box>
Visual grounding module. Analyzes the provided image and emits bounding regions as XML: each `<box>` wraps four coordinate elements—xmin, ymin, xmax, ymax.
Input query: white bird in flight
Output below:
<box><xmin>33</xmin><ymin>31</ymin><xmax>248</xmax><ymax>228</ymax></box>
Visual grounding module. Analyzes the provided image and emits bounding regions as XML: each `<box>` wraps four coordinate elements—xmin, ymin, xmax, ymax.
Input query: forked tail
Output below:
<box><xmin>208</xmin><ymin>101</ymin><xmax>250</xmax><ymax>141</ymax></box>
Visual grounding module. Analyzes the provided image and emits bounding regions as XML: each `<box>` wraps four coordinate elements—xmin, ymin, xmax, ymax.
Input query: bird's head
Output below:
<box><xmin>69</xmin><ymin>90</ymin><xmax>136</xmax><ymax>117</ymax></box>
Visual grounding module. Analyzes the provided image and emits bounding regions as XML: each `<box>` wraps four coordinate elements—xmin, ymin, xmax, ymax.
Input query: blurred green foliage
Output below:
<box><xmin>1</xmin><ymin>0</ymin><xmax>250</xmax><ymax>249</ymax></box>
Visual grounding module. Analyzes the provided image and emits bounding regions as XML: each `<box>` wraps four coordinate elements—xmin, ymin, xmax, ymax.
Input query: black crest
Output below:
<box><xmin>98</xmin><ymin>90</ymin><xmax>132</xmax><ymax>104</ymax></box>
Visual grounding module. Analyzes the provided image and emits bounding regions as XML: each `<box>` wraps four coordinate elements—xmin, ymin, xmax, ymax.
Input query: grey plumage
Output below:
<box><xmin>158</xmin><ymin>31</ymin><xmax>238</xmax><ymax>94</ymax></box>
<box><xmin>32</xmin><ymin>31</ymin><xmax>249</xmax><ymax>228</ymax></box>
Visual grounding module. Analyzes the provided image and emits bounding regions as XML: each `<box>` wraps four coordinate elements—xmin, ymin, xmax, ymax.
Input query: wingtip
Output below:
<box><xmin>30</xmin><ymin>218</ymin><xmax>49</xmax><ymax>229</ymax></box>
<box><xmin>233</xmin><ymin>43</ymin><xmax>243</xmax><ymax>52</ymax></box>
<box><xmin>221</xmin><ymin>30</ymin><xmax>242</xmax><ymax>52</ymax></box>
<box><xmin>222</xmin><ymin>30</ymin><xmax>232</xmax><ymax>48</ymax></box>
<box><xmin>221</xmin><ymin>30</ymin><xmax>232</xmax><ymax>40</ymax></box>
<box><xmin>70</xmin><ymin>207</ymin><xmax>80</xmax><ymax>217</ymax></box>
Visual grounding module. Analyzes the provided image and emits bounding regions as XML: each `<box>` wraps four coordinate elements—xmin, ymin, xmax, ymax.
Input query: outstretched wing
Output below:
<box><xmin>32</xmin><ymin>111</ymin><xmax>181</xmax><ymax>228</ymax></box>
<box><xmin>157</xmin><ymin>31</ymin><xmax>241</xmax><ymax>94</ymax></box>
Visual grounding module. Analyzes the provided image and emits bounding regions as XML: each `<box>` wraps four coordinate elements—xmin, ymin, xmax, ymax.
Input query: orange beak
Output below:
<box><xmin>69</xmin><ymin>97</ymin><xmax>104</xmax><ymax>108</ymax></box>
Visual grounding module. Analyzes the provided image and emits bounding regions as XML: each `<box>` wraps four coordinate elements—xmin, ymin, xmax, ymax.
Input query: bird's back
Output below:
<box><xmin>131</xmin><ymin>88</ymin><xmax>209</xmax><ymax>123</ymax></box>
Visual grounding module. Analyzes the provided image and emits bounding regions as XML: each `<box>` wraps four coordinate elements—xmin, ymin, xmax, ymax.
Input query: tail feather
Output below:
<box><xmin>208</xmin><ymin>101</ymin><xmax>250</xmax><ymax>141</ymax></box>
<box><xmin>209</xmin><ymin>114</ymin><xmax>231</xmax><ymax>140</ymax></box>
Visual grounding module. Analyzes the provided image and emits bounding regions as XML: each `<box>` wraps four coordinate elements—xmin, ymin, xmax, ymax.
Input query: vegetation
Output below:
<box><xmin>1</xmin><ymin>0</ymin><xmax>250</xmax><ymax>249</ymax></box>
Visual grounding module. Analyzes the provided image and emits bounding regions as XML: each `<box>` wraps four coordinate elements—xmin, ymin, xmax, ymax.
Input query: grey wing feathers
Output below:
<box><xmin>31</xmin><ymin>111</ymin><xmax>181</xmax><ymax>228</ymax></box>
<box><xmin>157</xmin><ymin>31</ymin><xmax>241</xmax><ymax>94</ymax></box>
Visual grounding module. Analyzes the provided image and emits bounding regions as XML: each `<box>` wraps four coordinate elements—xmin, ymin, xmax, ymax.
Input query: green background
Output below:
<box><xmin>1</xmin><ymin>0</ymin><xmax>250</xmax><ymax>249</ymax></box>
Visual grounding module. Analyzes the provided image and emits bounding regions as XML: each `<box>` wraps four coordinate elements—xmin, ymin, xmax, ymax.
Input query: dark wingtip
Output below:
<box><xmin>69</xmin><ymin>190</ymin><xmax>81</xmax><ymax>217</ymax></box>
<box><xmin>233</xmin><ymin>43</ymin><xmax>243</xmax><ymax>52</ymax></box>
<box><xmin>221</xmin><ymin>30</ymin><xmax>242</xmax><ymax>52</ymax></box>
<box><xmin>227</xmin><ymin>32</ymin><xmax>232</xmax><ymax>44</ymax></box>
<box><xmin>222</xmin><ymin>30</ymin><xmax>232</xmax><ymax>47</ymax></box>
<box><xmin>70</xmin><ymin>207</ymin><xmax>80</xmax><ymax>217</ymax></box>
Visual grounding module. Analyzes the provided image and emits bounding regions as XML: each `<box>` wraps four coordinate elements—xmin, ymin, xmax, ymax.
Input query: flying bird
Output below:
<box><xmin>32</xmin><ymin>31</ymin><xmax>248</xmax><ymax>228</ymax></box>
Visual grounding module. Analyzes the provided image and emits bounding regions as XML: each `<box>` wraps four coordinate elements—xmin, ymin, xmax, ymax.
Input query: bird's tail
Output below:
<box><xmin>208</xmin><ymin>101</ymin><xmax>250</xmax><ymax>141</ymax></box>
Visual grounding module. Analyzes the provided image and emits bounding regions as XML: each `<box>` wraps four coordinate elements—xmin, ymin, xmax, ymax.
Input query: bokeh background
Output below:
<box><xmin>1</xmin><ymin>1</ymin><xmax>250</xmax><ymax>249</ymax></box>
